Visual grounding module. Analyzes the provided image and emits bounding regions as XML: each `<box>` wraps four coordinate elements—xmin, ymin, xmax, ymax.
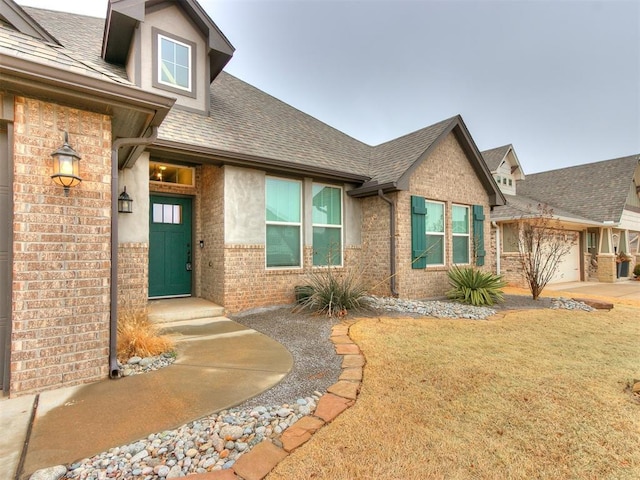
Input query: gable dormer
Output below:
<box><xmin>481</xmin><ymin>144</ymin><xmax>524</xmax><ymax>196</ymax></box>
<box><xmin>102</xmin><ymin>0</ymin><xmax>234</xmax><ymax>113</ymax></box>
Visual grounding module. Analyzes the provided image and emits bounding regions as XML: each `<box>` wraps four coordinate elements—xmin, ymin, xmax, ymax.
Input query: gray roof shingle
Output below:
<box><xmin>368</xmin><ymin>117</ymin><xmax>455</xmax><ymax>185</ymax></box>
<box><xmin>159</xmin><ymin>72</ymin><xmax>373</xmax><ymax>177</ymax></box>
<box><xmin>516</xmin><ymin>155</ymin><xmax>640</xmax><ymax>224</ymax></box>
<box><xmin>24</xmin><ymin>7</ymin><xmax>127</xmax><ymax>78</ymax></box>
<box><xmin>491</xmin><ymin>194</ymin><xmax>599</xmax><ymax>225</ymax></box>
<box><xmin>18</xmin><ymin>5</ymin><xmax>501</xmax><ymax>202</ymax></box>
<box><xmin>481</xmin><ymin>144</ymin><xmax>511</xmax><ymax>171</ymax></box>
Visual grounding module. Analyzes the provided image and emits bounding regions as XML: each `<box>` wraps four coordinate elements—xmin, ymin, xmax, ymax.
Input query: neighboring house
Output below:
<box><xmin>0</xmin><ymin>0</ymin><xmax>504</xmax><ymax>397</ymax></box>
<box><xmin>485</xmin><ymin>145</ymin><xmax>640</xmax><ymax>287</ymax></box>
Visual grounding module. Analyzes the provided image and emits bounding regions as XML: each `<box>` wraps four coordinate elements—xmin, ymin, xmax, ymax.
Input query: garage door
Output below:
<box><xmin>550</xmin><ymin>240</ymin><xmax>580</xmax><ymax>284</ymax></box>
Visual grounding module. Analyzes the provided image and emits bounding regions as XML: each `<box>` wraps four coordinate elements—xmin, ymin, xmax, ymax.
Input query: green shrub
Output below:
<box><xmin>634</xmin><ymin>263</ymin><xmax>640</xmax><ymax>277</ymax></box>
<box><xmin>447</xmin><ymin>266</ymin><xmax>507</xmax><ymax>306</ymax></box>
<box><xmin>297</xmin><ymin>268</ymin><xmax>367</xmax><ymax>317</ymax></box>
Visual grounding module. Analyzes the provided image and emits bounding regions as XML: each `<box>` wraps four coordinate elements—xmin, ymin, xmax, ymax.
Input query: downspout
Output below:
<box><xmin>109</xmin><ymin>126</ymin><xmax>158</xmax><ymax>378</ymax></box>
<box><xmin>377</xmin><ymin>189</ymin><xmax>399</xmax><ymax>297</ymax></box>
<box><xmin>492</xmin><ymin>221</ymin><xmax>500</xmax><ymax>275</ymax></box>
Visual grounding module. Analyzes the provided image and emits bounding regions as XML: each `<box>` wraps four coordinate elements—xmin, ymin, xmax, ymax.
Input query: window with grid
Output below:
<box><xmin>452</xmin><ymin>205</ymin><xmax>470</xmax><ymax>264</ymax></box>
<box><xmin>425</xmin><ymin>201</ymin><xmax>445</xmax><ymax>265</ymax></box>
<box><xmin>312</xmin><ymin>184</ymin><xmax>342</xmax><ymax>266</ymax></box>
<box><xmin>156</xmin><ymin>32</ymin><xmax>193</xmax><ymax>93</ymax></box>
<box><xmin>266</xmin><ymin>178</ymin><xmax>301</xmax><ymax>268</ymax></box>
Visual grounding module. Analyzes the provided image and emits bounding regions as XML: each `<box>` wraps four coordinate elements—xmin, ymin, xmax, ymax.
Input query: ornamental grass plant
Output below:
<box><xmin>117</xmin><ymin>310</ymin><xmax>175</xmax><ymax>360</ymax></box>
<box><xmin>297</xmin><ymin>267</ymin><xmax>367</xmax><ymax>317</ymax></box>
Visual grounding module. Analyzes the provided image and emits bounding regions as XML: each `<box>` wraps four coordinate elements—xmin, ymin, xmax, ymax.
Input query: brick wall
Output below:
<box><xmin>117</xmin><ymin>243</ymin><xmax>148</xmax><ymax>315</ymax></box>
<box><xmin>362</xmin><ymin>132</ymin><xmax>495</xmax><ymax>300</ymax></box>
<box><xmin>197</xmin><ymin>165</ymin><xmax>224</xmax><ymax>305</ymax></box>
<box><xmin>220</xmin><ymin>245</ymin><xmax>364</xmax><ymax>313</ymax></box>
<box><xmin>11</xmin><ymin>97</ymin><xmax>112</xmax><ymax>395</ymax></box>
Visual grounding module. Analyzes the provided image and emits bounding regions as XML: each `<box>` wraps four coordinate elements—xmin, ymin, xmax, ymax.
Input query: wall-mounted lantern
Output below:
<box><xmin>51</xmin><ymin>132</ymin><xmax>81</xmax><ymax>196</ymax></box>
<box><xmin>118</xmin><ymin>186</ymin><xmax>133</xmax><ymax>213</ymax></box>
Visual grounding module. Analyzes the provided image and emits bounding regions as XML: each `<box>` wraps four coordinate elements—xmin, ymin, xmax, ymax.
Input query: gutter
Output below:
<box><xmin>109</xmin><ymin>126</ymin><xmax>159</xmax><ymax>379</ymax></box>
<box><xmin>378</xmin><ymin>189</ymin><xmax>399</xmax><ymax>297</ymax></box>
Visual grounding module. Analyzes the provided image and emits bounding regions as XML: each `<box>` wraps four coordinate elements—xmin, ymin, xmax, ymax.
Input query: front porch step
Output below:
<box><xmin>148</xmin><ymin>297</ymin><xmax>225</xmax><ymax>323</ymax></box>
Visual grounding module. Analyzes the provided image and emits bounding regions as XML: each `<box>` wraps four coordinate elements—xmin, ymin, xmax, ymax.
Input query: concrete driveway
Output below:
<box><xmin>545</xmin><ymin>280</ymin><xmax>640</xmax><ymax>302</ymax></box>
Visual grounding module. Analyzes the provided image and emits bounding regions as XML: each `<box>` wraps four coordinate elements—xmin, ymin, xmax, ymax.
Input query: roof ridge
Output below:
<box><xmin>527</xmin><ymin>153</ymin><xmax>640</xmax><ymax>178</ymax></box>
<box><xmin>371</xmin><ymin>115</ymin><xmax>458</xmax><ymax>148</ymax></box>
<box><xmin>23</xmin><ymin>5</ymin><xmax>105</xmax><ymax>20</ymax></box>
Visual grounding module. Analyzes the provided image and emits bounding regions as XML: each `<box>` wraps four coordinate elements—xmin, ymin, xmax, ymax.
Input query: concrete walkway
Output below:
<box><xmin>3</xmin><ymin>313</ymin><xmax>292</xmax><ymax>480</ymax></box>
<box><xmin>545</xmin><ymin>279</ymin><xmax>640</xmax><ymax>302</ymax></box>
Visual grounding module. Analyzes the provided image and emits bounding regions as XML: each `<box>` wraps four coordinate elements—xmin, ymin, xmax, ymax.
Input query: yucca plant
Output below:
<box><xmin>447</xmin><ymin>266</ymin><xmax>506</xmax><ymax>306</ymax></box>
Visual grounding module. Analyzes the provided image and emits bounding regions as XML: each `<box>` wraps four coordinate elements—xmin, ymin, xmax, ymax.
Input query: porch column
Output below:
<box><xmin>597</xmin><ymin>227</ymin><xmax>616</xmax><ymax>282</ymax></box>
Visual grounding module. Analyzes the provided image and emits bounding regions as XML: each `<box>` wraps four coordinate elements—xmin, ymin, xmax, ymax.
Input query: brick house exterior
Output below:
<box><xmin>484</xmin><ymin>145</ymin><xmax>640</xmax><ymax>288</ymax></box>
<box><xmin>4</xmin><ymin>0</ymin><xmax>635</xmax><ymax>400</ymax></box>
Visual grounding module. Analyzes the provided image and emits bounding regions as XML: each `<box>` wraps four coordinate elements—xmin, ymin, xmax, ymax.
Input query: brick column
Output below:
<box><xmin>11</xmin><ymin>97</ymin><xmax>112</xmax><ymax>395</ymax></box>
<box><xmin>597</xmin><ymin>254</ymin><xmax>616</xmax><ymax>283</ymax></box>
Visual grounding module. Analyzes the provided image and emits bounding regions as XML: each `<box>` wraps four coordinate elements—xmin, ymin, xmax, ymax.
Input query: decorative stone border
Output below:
<box><xmin>196</xmin><ymin>321</ymin><xmax>363</xmax><ymax>480</ymax></box>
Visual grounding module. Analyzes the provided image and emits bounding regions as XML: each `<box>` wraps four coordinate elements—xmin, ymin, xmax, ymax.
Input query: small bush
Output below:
<box><xmin>297</xmin><ymin>268</ymin><xmax>367</xmax><ymax>317</ymax></box>
<box><xmin>117</xmin><ymin>310</ymin><xmax>175</xmax><ymax>360</ymax></box>
<box><xmin>447</xmin><ymin>266</ymin><xmax>507</xmax><ymax>306</ymax></box>
<box><xmin>634</xmin><ymin>263</ymin><xmax>640</xmax><ymax>277</ymax></box>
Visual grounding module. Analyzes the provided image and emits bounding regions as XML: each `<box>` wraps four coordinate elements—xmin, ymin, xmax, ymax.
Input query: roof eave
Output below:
<box><xmin>0</xmin><ymin>52</ymin><xmax>175</xmax><ymax>136</ymax></box>
<box><xmin>347</xmin><ymin>181</ymin><xmax>400</xmax><ymax>198</ymax></box>
<box><xmin>150</xmin><ymin>139</ymin><xmax>370</xmax><ymax>183</ymax></box>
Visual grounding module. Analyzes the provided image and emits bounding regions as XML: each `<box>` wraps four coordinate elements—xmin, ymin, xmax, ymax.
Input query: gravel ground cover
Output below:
<box><xmin>48</xmin><ymin>295</ymin><xmax>594</xmax><ymax>479</ymax></box>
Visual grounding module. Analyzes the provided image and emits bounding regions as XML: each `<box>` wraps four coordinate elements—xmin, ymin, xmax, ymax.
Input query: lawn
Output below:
<box><xmin>268</xmin><ymin>305</ymin><xmax>640</xmax><ymax>479</ymax></box>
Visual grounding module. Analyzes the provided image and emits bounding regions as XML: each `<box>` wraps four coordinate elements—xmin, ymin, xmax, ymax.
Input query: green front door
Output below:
<box><xmin>149</xmin><ymin>195</ymin><xmax>193</xmax><ymax>298</ymax></box>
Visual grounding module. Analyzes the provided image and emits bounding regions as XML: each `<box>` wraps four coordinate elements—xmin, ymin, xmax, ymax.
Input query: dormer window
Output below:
<box><xmin>152</xmin><ymin>28</ymin><xmax>197</xmax><ymax>98</ymax></box>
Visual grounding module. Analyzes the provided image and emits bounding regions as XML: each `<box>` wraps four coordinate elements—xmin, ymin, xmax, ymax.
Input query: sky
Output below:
<box><xmin>15</xmin><ymin>0</ymin><xmax>640</xmax><ymax>174</ymax></box>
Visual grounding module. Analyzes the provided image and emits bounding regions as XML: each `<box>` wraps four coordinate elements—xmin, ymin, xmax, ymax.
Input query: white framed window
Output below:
<box><xmin>265</xmin><ymin>177</ymin><xmax>302</xmax><ymax>268</ymax></box>
<box><xmin>452</xmin><ymin>204</ymin><xmax>470</xmax><ymax>264</ymax></box>
<box><xmin>425</xmin><ymin>200</ymin><xmax>445</xmax><ymax>265</ymax></box>
<box><xmin>312</xmin><ymin>183</ymin><xmax>343</xmax><ymax>266</ymax></box>
<box><xmin>152</xmin><ymin>29</ymin><xmax>196</xmax><ymax>97</ymax></box>
<box><xmin>158</xmin><ymin>34</ymin><xmax>191</xmax><ymax>90</ymax></box>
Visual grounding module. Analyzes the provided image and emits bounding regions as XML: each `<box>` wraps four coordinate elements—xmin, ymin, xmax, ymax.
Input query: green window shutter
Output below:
<box><xmin>411</xmin><ymin>196</ymin><xmax>427</xmax><ymax>269</ymax></box>
<box><xmin>473</xmin><ymin>205</ymin><xmax>485</xmax><ymax>266</ymax></box>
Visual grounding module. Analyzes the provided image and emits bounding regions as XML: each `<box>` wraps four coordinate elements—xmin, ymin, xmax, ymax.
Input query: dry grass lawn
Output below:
<box><xmin>269</xmin><ymin>306</ymin><xmax>640</xmax><ymax>479</ymax></box>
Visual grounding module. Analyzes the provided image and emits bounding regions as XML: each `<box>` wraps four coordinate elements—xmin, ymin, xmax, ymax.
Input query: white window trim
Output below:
<box><xmin>426</xmin><ymin>200</ymin><xmax>446</xmax><ymax>266</ymax></box>
<box><xmin>312</xmin><ymin>183</ymin><xmax>344</xmax><ymax>267</ymax></box>
<box><xmin>452</xmin><ymin>204</ymin><xmax>470</xmax><ymax>265</ymax></box>
<box><xmin>157</xmin><ymin>33</ymin><xmax>193</xmax><ymax>93</ymax></box>
<box><xmin>265</xmin><ymin>177</ymin><xmax>303</xmax><ymax>270</ymax></box>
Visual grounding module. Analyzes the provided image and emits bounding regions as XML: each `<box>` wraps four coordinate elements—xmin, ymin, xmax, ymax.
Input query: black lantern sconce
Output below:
<box><xmin>118</xmin><ymin>186</ymin><xmax>133</xmax><ymax>213</ymax></box>
<box><xmin>51</xmin><ymin>132</ymin><xmax>82</xmax><ymax>196</ymax></box>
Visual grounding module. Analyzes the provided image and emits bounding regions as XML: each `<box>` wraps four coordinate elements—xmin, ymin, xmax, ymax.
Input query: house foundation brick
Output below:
<box><xmin>117</xmin><ymin>243</ymin><xmax>148</xmax><ymax>316</ymax></box>
<box><xmin>10</xmin><ymin>97</ymin><xmax>112</xmax><ymax>396</ymax></box>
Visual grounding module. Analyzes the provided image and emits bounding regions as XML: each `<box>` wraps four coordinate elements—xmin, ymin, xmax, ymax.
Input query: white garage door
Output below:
<box><xmin>0</xmin><ymin>125</ymin><xmax>8</xmax><ymax>392</ymax></box>
<box><xmin>549</xmin><ymin>241</ymin><xmax>580</xmax><ymax>284</ymax></box>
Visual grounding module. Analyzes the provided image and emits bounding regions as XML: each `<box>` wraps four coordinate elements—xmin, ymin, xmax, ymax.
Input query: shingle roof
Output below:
<box><xmin>0</xmin><ymin>21</ymin><xmax>131</xmax><ymax>86</ymax></box>
<box><xmin>368</xmin><ymin>117</ymin><xmax>455</xmax><ymax>184</ymax></box>
<box><xmin>19</xmin><ymin>4</ymin><xmax>502</xmax><ymax>203</ymax></box>
<box><xmin>481</xmin><ymin>144</ymin><xmax>511</xmax><ymax>171</ymax></box>
<box><xmin>24</xmin><ymin>7</ymin><xmax>127</xmax><ymax>78</ymax></box>
<box><xmin>491</xmin><ymin>194</ymin><xmax>599</xmax><ymax>225</ymax></box>
<box><xmin>159</xmin><ymin>72</ymin><xmax>373</xmax><ymax>177</ymax></box>
<box><xmin>517</xmin><ymin>155</ymin><xmax>640</xmax><ymax>223</ymax></box>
